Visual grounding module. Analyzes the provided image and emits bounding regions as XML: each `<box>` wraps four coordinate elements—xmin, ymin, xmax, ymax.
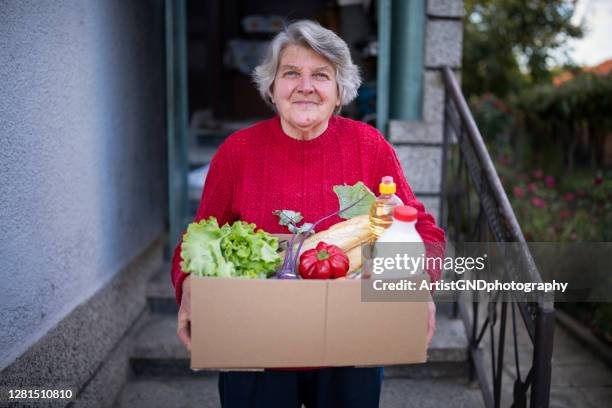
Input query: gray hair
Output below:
<box><xmin>253</xmin><ymin>20</ymin><xmax>361</xmax><ymax>112</ymax></box>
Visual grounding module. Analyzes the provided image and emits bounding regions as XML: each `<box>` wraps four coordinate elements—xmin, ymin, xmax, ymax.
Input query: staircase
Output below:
<box><xmin>113</xmin><ymin>265</ymin><xmax>483</xmax><ymax>407</ymax></box>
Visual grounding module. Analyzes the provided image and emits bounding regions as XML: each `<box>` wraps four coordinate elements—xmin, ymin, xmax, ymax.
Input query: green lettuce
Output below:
<box><xmin>181</xmin><ymin>217</ymin><xmax>280</xmax><ymax>279</ymax></box>
<box><xmin>180</xmin><ymin>217</ymin><xmax>234</xmax><ymax>277</ymax></box>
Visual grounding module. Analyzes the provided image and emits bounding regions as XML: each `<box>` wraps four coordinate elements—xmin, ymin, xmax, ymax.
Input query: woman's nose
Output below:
<box><xmin>297</xmin><ymin>75</ymin><xmax>314</xmax><ymax>93</ymax></box>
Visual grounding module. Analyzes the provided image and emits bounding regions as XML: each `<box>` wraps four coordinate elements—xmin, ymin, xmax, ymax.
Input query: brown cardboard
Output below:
<box><xmin>191</xmin><ymin>276</ymin><xmax>429</xmax><ymax>370</ymax></box>
<box><xmin>325</xmin><ymin>279</ymin><xmax>428</xmax><ymax>366</ymax></box>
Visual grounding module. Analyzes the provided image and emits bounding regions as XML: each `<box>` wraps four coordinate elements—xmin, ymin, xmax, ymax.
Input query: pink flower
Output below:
<box><xmin>564</xmin><ymin>192</ymin><xmax>575</xmax><ymax>202</ymax></box>
<box><xmin>531</xmin><ymin>197</ymin><xmax>546</xmax><ymax>209</ymax></box>
<box><xmin>517</xmin><ymin>173</ymin><xmax>529</xmax><ymax>182</ymax></box>
<box><xmin>576</xmin><ymin>188</ymin><xmax>587</xmax><ymax>197</ymax></box>
<box><xmin>570</xmin><ymin>232</ymin><xmax>577</xmax><ymax>241</ymax></box>
<box><xmin>493</xmin><ymin>99</ymin><xmax>511</xmax><ymax>114</ymax></box>
<box><xmin>533</xmin><ymin>169</ymin><xmax>544</xmax><ymax>179</ymax></box>
<box><xmin>559</xmin><ymin>210</ymin><xmax>571</xmax><ymax>220</ymax></box>
<box><xmin>513</xmin><ymin>186</ymin><xmax>526</xmax><ymax>198</ymax></box>
<box><xmin>528</xmin><ymin>183</ymin><xmax>538</xmax><ymax>193</ymax></box>
<box><xmin>593</xmin><ymin>175</ymin><xmax>604</xmax><ymax>186</ymax></box>
<box><xmin>545</xmin><ymin>176</ymin><xmax>555</xmax><ymax>189</ymax></box>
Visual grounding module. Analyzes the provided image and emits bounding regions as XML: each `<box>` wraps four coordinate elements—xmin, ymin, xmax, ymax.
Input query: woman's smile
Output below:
<box><xmin>293</xmin><ymin>100</ymin><xmax>319</xmax><ymax>106</ymax></box>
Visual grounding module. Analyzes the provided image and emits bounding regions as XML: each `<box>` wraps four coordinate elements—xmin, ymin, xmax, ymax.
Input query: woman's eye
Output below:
<box><xmin>314</xmin><ymin>73</ymin><xmax>329</xmax><ymax>80</ymax></box>
<box><xmin>284</xmin><ymin>71</ymin><xmax>298</xmax><ymax>77</ymax></box>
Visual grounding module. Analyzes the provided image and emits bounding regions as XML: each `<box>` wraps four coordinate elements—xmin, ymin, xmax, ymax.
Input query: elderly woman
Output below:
<box><xmin>171</xmin><ymin>20</ymin><xmax>445</xmax><ymax>407</ymax></box>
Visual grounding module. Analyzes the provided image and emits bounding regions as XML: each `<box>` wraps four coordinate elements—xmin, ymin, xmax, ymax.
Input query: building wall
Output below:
<box><xmin>0</xmin><ymin>0</ymin><xmax>166</xmax><ymax>370</ymax></box>
<box><xmin>390</xmin><ymin>0</ymin><xmax>464</xmax><ymax>222</ymax></box>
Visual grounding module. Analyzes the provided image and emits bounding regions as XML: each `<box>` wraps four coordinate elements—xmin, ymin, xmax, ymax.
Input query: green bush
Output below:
<box><xmin>512</xmin><ymin>72</ymin><xmax>612</xmax><ymax>170</ymax></box>
<box><xmin>467</xmin><ymin>73</ymin><xmax>612</xmax><ymax>345</ymax></box>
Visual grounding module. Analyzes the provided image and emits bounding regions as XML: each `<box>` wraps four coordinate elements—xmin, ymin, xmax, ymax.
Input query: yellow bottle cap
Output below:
<box><xmin>379</xmin><ymin>176</ymin><xmax>396</xmax><ymax>194</ymax></box>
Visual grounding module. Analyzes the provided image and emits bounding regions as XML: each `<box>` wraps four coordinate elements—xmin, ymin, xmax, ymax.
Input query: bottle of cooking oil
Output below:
<box><xmin>369</xmin><ymin>176</ymin><xmax>404</xmax><ymax>239</ymax></box>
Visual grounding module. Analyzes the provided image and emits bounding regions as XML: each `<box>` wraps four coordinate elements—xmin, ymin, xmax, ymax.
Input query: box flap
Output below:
<box><xmin>324</xmin><ymin>278</ymin><xmax>429</xmax><ymax>366</ymax></box>
<box><xmin>191</xmin><ymin>278</ymin><xmax>328</xmax><ymax>369</ymax></box>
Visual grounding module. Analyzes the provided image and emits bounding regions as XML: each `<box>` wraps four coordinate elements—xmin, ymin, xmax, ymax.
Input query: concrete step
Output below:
<box><xmin>114</xmin><ymin>375</ymin><xmax>482</xmax><ymax>408</ymax></box>
<box><xmin>147</xmin><ymin>263</ymin><xmax>178</xmax><ymax>314</ymax></box>
<box><xmin>130</xmin><ymin>305</ymin><xmax>468</xmax><ymax>379</ymax></box>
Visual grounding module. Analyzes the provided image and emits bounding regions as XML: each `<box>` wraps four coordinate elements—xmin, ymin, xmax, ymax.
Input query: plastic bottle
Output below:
<box><xmin>369</xmin><ymin>176</ymin><xmax>404</xmax><ymax>239</ymax></box>
<box><xmin>375</xmin><ymin>205</ymin><xmax>426</xmax><ymax>278</ymax></box>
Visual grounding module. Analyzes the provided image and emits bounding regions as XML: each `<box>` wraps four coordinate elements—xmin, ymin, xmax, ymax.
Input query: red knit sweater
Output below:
<box><xmin>171</xmin><ymin>115</ymin><xmax>445</xmax><ymax>303</ymax></box>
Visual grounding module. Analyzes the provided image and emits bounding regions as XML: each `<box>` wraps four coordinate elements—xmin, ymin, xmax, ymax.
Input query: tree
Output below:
<box><xmin>463</xmin><ymin>0</ymin><xmax>583</xmax><ymax>98</ymax></box>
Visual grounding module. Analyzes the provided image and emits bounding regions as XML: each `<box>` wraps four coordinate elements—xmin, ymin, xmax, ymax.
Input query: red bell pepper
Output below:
<box><xmin>299</xmin><ymin>241</ymin><xmax>350</xmax><ymax>279</ymax></box>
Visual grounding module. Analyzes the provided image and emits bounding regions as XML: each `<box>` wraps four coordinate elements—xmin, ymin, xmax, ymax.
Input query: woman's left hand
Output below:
<box><xmin>426</xmin><ymin>300</ymin><xmax>436</xmax><ymax>346</ymax></box>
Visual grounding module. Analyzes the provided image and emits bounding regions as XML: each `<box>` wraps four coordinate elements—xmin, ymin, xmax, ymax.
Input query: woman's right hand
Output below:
<box><xmin>177</xmin><ymin>275</ymin><xmax>192</xmax><ymax>352</ymax></box>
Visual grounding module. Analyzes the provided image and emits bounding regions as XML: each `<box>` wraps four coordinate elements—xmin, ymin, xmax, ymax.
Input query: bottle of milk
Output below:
<box><xmin>375</xmin><ymin>205</ymin><xmax>425</xmax><ymax>278</ymax></box>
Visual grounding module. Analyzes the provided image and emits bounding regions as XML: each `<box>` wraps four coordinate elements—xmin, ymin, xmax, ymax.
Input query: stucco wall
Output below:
<box><xmin>0</xmin><ymin>0</ymin><xmax>166</xmax><ymax>369</ymax></box>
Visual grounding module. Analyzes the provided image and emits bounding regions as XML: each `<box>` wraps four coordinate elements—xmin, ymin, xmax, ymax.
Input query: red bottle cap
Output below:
<box><xmin>393</xmin><ymin>205</ymin><xmax>417</xmax><ymax>222</ymax></box>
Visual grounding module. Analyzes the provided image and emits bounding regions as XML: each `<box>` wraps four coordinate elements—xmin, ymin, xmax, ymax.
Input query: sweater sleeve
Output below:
<box><xmin>373</xmin><ymin>138</ymin><xmax>446</xmax><ymax>284</ymax></box>
<box><xmin>170</xmin><ymin>141</ymin><xmax>238</xmax><ymax>304</ymax></box>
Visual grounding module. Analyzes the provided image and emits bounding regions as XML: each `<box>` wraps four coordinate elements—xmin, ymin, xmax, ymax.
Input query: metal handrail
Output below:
<box><xmin>440</xmin><ymin>66</ymin><xmax>555</xmax><ymax>408</ymax></box>
<box><xmin>441</xmin><ymin>67</ymin><xmax>547</xmax><ymax>295</ymax></box>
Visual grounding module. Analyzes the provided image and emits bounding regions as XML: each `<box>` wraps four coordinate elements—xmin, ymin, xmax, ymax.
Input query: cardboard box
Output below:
<box><xmin>190</xmin><ymin>276</ymin><xmax>430</xmax><ymax>370</ymax></box>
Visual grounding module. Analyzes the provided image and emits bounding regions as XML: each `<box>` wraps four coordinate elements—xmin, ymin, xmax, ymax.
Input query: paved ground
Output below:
<box><xmin>477</xmin><ymin>305</ymin><xmax>612</xmax><ymax>408</ymax></box>
<box><xmin>548</xmin><ymin>325</ymin><xmax>612</xmax><ymax>407</ymax></box>
<box><xmin>380</xmin><ymin>378</ymin><xmax>482</xmax><ymax>407</ymax></box>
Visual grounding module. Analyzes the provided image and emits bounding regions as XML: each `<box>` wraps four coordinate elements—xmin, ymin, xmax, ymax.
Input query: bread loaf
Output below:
<box><xmin>278</xmin><ymin>214</ymin><xmax>373</xmax><ymax>260</ymax></box>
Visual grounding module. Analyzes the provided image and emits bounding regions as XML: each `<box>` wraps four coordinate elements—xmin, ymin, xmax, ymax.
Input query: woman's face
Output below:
<box><xmin>271</xmin><ymin>45</ymin><xmax>340</xmax><ymax>137</ymax></box>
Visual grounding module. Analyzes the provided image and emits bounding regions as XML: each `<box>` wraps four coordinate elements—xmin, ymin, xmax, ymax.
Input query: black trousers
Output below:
<box><xmin>218</xmin><ymin>367</ymin><xmax>382</xmax><ymax>408</ymax></box>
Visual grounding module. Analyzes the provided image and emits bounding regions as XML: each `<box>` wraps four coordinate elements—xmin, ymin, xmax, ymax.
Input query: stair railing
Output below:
<box><xmin>440</xmin><ymin>66</ymin><xmax>555</xmax><ymax>408</ymax></box>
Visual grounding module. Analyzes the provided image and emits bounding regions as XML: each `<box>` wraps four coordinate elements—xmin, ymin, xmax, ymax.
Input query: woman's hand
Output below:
<box><xmin>426</xmin><ymin>300</ymin><xmax>436</xmax><ymax>346</ymax></box>
<box><xmin>177</xmin><ymin>275</ymin><xmax>192</xmax><ymax>352</ymax></box>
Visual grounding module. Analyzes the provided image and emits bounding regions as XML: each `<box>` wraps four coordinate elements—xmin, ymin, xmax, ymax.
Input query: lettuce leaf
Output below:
<box><xmin>221</xmin><ymin>221</ymin><xmax>281</xmax><ymax>278</ymax></box>
<box><xmin>180</xmin><ymin>217</ymin><xmax>235</xmax><ymax>277</ymax></box>
<box><xmin>180</xmin><ymin>217</ymin><xmax>281</xmax><ymax>279</ymax></box>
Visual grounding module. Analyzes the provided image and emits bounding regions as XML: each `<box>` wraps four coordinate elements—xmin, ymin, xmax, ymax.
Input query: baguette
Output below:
<box><xmin>278</xmin><ymin>214</ymin><xmax>373</xmax><ymax>260</ymax></box>
<box><xmin>346</xmin><ymin>245</ymin><xmax>362</xmax><ymax>274</ymax></box>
